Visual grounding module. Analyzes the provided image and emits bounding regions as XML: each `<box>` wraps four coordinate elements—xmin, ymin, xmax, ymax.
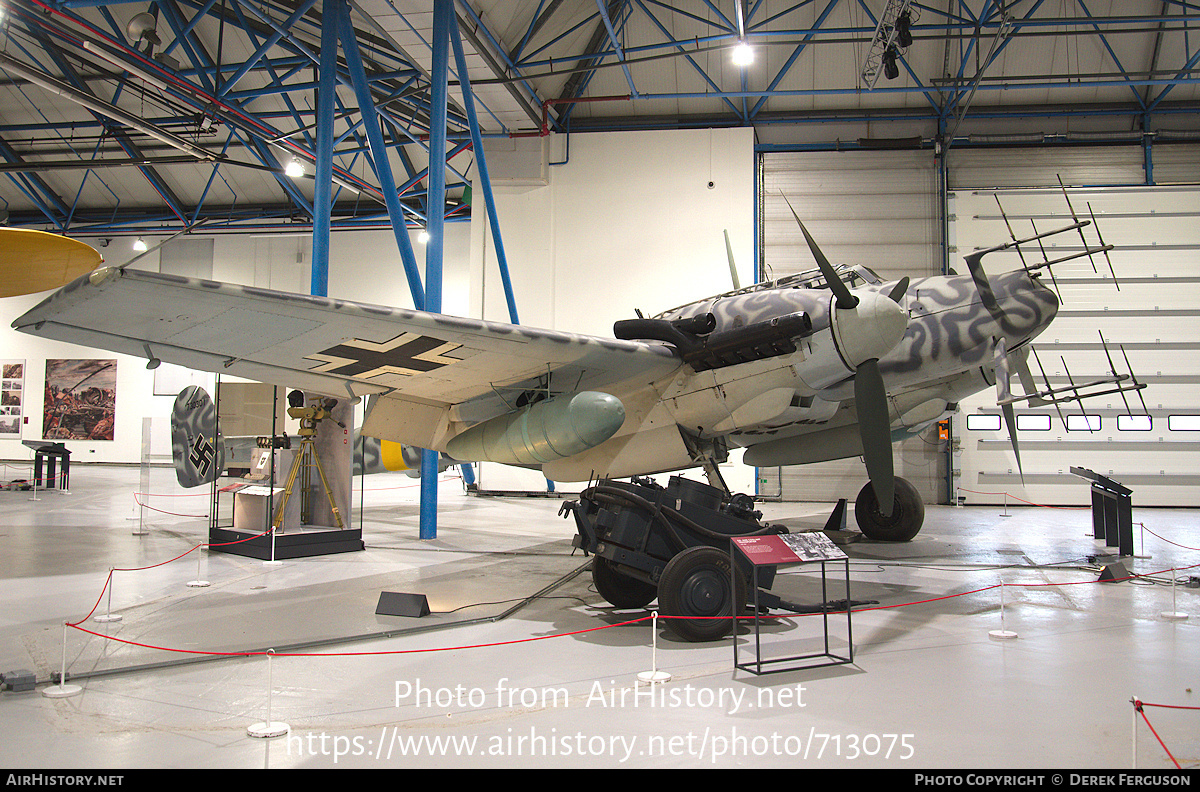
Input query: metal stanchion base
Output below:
<box><xmin>1160</xmin><ymin>611</ymin><xmax>1188</xmax><ymax>621</ymax></box>
<box><xmin>989</xmin><ymin>629</ymin><xmax>1018</xmax><ymax>639</ymax></box>
<box><xmin>42</xmin><ymin>684</ymin><xmax>82</xmax><ymax>698</ymax></box>
<box><xmin>186</xmin><ymin>580</ymin><xmax>210</xmax><ymax>588</ymax></box>
<box><xmin>247</xmin><ymin>721</ymin><xmax>289</xmax><ymax>738</ymax></box>
<box><xmin>93</xmin><ymin>614</ymin><xmax>122</xmax><ymax>623</ymax></box>
<box><xmin>637</xmin><ymin>670</ymin><xmax>671</xmax><ymax>685</ymax></box>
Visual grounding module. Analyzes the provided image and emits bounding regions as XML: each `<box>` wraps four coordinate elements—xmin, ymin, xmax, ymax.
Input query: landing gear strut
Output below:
<box><xmin>854</xmin><ymin>476</ymin><xmax>924</xmax><ymax>542</ymax></box>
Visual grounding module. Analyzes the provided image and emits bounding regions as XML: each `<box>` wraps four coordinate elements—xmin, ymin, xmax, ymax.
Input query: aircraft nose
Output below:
<box><xmin>832</xmin><ymin>289</ymin><xmax>908</xmax><ymax>368</ymax></box>
<box><xmin>992</xmin><ymin>271</ymin><xmax>1059</xmax><ymax>341</ymax></box>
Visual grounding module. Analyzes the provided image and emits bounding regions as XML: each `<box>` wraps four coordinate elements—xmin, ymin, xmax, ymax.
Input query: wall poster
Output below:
<box><xmin>0</xmin><ymin>360</ymin><xmax>24</xmax><ymax>435</ymax></box>
<box><xmin>42</xmin><ymin>359</ymin><xmax>117</xmax><ymax>441</ymax></box>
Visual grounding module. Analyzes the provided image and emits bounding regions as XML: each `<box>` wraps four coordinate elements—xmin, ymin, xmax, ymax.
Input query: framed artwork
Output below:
<box><xmin>0</xmin><ymin>360</ymin><xmax>23</xmax><ymax>435</ymax></box>
<box><xmin>42</xmin><ymin>359</ymin><xmax>117</xmax><ymax>441</ymax></box>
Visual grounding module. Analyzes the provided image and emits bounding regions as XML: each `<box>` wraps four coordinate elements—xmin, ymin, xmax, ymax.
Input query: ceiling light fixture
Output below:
<box><xmin>132</xmin><ymin>237</ymin><xmax>148</xmax><ymax>252</ymax></box>
<box><xmin>417</xmin><ymin>229</ymin><xmax>430</xmax><ymax>244</ymax></box>
<box><xmin>732</xmin><ymin>41</ymin><xmax>754</xmax><ymax>67</ymax></box>
<box><xmin>285</xmin><ymin>157</ymin><xmax>305</xmax><ymax>179</ymax></box>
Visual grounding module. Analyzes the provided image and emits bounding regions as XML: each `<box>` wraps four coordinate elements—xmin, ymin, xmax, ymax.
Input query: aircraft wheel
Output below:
<box><xmin>855</xmin><ymin>477</ymin><xmax>925</xmax><ymax>542</ymax></box>
<box><xmin>658</xmin><ymin>546</ymin><xmax>746</xmax><ymax>642</ymax></box>
<box><xmin>591</xmin><ymin>558</ymin><xmax>657</xmax><ymax>610</ymax></box>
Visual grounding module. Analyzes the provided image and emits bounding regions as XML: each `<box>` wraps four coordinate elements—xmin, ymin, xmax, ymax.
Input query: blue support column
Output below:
<box><xmin>419</xmin><ymin>0</ymin><xmax>454</xmax><ymax>541</ymax></box>
<box><xmin>336</xmin><ymin>0</ymin><xmax>426</xmax><ymax>308</ymax></box>
<box><xmin>311</xmin><ymin>0</ymin><xmax>338</xmax><ymax>297</ymax></box>
<box><xmin>448</xmin><ymin>16</ymin><xmax>520</xmax><ymax>325</ymax></box>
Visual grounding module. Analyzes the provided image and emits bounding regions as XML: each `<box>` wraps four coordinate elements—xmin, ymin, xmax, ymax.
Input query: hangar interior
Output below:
<box><xmin>0</xmin><ymin>0</ymin><xmax>1197</xmax><ymax>769</ymax></box>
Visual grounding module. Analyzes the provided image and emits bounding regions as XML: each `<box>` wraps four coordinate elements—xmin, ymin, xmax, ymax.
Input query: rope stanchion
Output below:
<box><xmin>989</xmin><ymin>579</ymin><xmax>1017</xmax><ymax>640</ymax></box>
<box><xmin>93</xmin><ymin>569</ymin><xmax>122</xmax><ymax>623</ymax></box>
<box><xmin>1130</xmin><ymin>696</ymin><xmax>1200</xmax><ymax>769</ymax></box>
<box><xmin>186</xmin><ymin>547</ymin><xmax>210</xmax><ymax>589</ymax></box>
<box><xmin>636</xmin><ymin>611</ymin><xmax>671</xmax><ymax>685</ymax></box>
<box><xmin>41</xmin><ymin>622</ymin><xmax>82</xmax><ymax>699</ymax></box>
<box><xmin>247</xmin><ymin>650</ymin><xmax>288</xmax><ymax>739</ymax></box>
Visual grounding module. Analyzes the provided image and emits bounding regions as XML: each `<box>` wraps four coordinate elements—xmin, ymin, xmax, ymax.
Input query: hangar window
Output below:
<box><xmin>1168</xmin><ymin>415</ymin><xmax>1200</xmax><ymax>431</ymax></box>
<box><xmin>1116</xmin><ymin>414</ymin><xmax>1153</xmax><ymax>431</ymax></box>
<box><xmin>1066</xmin><ymin>414</ymin><xmax>1102</xmax><ymax>432</ymax></box>
<box><xmin>966</xmin><ymin>414</ymin><xmax>1001</xmax><ymax>431</ymax></box>
<box><xmin>1016</xmin><ymin>414</ymin><xmax>1051</xmax><ymax>431</ymax></box>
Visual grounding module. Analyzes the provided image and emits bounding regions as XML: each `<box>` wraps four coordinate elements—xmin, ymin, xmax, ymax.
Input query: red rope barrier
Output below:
<box><xmin>69</xmin><ymin>614</ymin><xmax>656</xmax><ymax>657</ymax></box>
<box><xmin>1137</xmin><ymin>522</ymin><xmax>1200</xmax><ymax>553</ymax></box>
<box><xmin>69</xmin><ymin>528</ymin><xmax>271</xmax><ymax>627</ymax></box>
<box><xmin>132</xmin><ymin>493</ymin><xmax>208</xmax><ymax>518</ymax></box>
<box><xmin>956</xmin><ymin>487</ymin><xmax>1090</xmax><ymax>510</ymax></box>
<box><xmin>1133</xmin><ymin>699</ymin><xmax>1185</xmax><ymax>769</ymax></box>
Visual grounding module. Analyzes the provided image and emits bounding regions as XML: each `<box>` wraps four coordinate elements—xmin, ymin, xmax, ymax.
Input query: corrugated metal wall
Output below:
<box><xmin>948</xmin><ymin>146</ymin><xmax>1200</xmax><ymax>507</ymax></box>
<box><xmin>758</xmin><ymin>143</ymin><xmax>1200</xmax><ymax>508</ymax></box>
<box><xmin>758</xmin><ymin>149</ymin><xmax>943</xmax><ymax>504</ymax></box>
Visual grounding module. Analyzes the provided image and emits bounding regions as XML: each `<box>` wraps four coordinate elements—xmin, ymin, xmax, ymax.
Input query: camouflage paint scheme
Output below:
<box><xmin>170</xmin><ymin>385</ymin><xmax>223</xmax><ymax>488</ymax></box>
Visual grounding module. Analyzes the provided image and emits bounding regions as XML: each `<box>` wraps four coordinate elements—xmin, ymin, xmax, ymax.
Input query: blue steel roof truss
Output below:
<box><xmin>0</xmin><ymin>0</ymin><xmax>1196</xmax><ymax>235</ymax></box>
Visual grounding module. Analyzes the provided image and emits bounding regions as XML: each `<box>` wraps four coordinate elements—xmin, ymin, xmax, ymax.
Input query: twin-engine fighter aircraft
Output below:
<box><xmin>12</xmin><ymin>202</ymin><xmax>1143</xmax><ymax>541</ymax></box>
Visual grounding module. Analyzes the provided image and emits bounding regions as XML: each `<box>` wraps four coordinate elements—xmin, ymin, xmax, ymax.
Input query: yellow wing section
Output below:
<box><xmin>0</xmin><ymin>229</ymin><xmax>103</xmax><ymax>297</ymax></box>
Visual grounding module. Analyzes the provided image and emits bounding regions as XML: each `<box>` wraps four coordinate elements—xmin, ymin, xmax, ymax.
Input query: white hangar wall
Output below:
<box><xmin>949</xmin><ymin>146</ymin><xmax>1200</xmax><ymax>508</ymax></box>
<box><xmin>0</xmin><ymin>226</ymin><xmax>470</xmax><ymax>466</ymax></box>
<box><xmin>470</xmin><ymin>126</ymin><xmax>757</xmax><ymax>493</ymax></box>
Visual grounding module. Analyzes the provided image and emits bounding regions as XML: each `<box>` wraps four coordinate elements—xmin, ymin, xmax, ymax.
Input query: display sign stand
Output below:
<box><xmin>731</xmin><ymin>533</ymin><xmax>854</xmax><ymax>676</ymax></box>
<box><xmin>1070</xmin><ymin>466</ymin><xmax>1134</xmax><ymax>557</ymax></box>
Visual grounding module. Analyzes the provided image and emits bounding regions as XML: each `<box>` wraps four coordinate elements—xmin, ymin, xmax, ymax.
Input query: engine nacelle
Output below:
<box><xmin>445</xmin><ymin>391</ymin><xmax>626</xmax><ymax>466</ymax></box>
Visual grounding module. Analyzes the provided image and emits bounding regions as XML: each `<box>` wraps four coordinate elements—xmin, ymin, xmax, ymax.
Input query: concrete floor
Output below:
<box><xmin>0</xmin><ymin>464</ymin><xmax>1197</xmax><ymax>769</ymax></box>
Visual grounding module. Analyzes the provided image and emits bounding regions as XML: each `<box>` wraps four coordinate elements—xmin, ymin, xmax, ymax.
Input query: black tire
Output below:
<box><xmin>855</xmin><ymin>476</ymin><xmax>925</xmax><ymax>542</ymax></box>
<box><xmin>591</xmin><ymin>558</ymin><xmax>657</xmax><ymax>609</ymax></box>
<box><xmin>658</xmin><ymin>546</ymin><xmax>746</xmax><ymax>642</ymax></box>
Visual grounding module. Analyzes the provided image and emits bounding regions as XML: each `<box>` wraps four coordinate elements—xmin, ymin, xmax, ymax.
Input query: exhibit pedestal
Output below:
<box><xmin>208</xmin><ymin>524</ymin><xmax>364</xmax><ymax>561</ymax></box>
<box><xmin>731</xmin><ymin>534</ymin><xmax>854</xmax><ymax>676</ymax></box>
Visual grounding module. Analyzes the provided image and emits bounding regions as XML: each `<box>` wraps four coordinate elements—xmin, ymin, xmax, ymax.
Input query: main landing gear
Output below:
<box><xmin>854</xmin><ymin>476</ymin><xmax>924</xmax><ymax>542</ymax></box>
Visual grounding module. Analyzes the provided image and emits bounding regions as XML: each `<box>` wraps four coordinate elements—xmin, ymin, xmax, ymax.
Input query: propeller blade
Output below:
<box><xmin>994</xmin><ymin>336</ymin><xmax>1012</xmax><ymax>404</ymax></box>
<box><xmin>854</xmin><ymin>357</ymin><xmax>895</xmax><ymax>516</ymax></box>
<box><xmin>1001</xmin><ymin>400</ymin><xmax>1023</xmax><ymax>484</ymax></box>
<box><xmin>994</xmin><ymin>338</ymin><xmax>1023</xmax><ymax>483</ymax></box>
<box><xmin>887</xmin><ymin>276</ymin><xmax>910</xmax><ymax>303</ymax></box>
<box><xmin>1011</xmin><ymin>346</ymin><xmax>1041</xmax><ymax>404</ymax></box>
<box><xmin>780</xmin><ymin>194</ymin><xmax>859</xmax><ymax>309</ymax></box>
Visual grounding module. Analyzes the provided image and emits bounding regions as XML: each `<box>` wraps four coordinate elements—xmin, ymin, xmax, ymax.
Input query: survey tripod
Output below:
<box><xmin>271</xmin><ymin>394</ymin><xmax>345</xmax><ymax>532</ymax></box>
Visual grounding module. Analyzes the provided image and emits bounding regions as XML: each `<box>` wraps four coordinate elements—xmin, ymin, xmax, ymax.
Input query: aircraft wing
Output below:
<box><xmin>13</xmin><ymin>267</ymin><xmax>680</xmax><ymax>447</ymax></box>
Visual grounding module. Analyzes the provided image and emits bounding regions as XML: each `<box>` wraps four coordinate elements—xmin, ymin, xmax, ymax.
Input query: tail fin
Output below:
<box><xmin>170</xmin><ymin>386</ymin><xmax>223</xmax><ymax>488</ymax></box>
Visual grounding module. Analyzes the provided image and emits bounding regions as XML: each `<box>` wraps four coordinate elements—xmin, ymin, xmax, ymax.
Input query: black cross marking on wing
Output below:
<box><xmin>305</xmin><ymin>333</ymin><xmax>462</xmax><ymax>380</ymax></box>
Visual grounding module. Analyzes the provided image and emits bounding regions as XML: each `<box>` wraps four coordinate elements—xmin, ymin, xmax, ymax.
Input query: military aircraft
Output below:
<box><xmin>11</xmin><ymin>201</ymin><xmax>1144</xmax><ymax>542</ymax></box>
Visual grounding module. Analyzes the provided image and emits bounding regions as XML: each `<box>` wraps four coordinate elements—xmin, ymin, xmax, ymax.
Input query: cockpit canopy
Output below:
<box><xmin>653</xmin><ymin>264</ymin><xmax>880</xmax><ymax>320</ymax></box>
